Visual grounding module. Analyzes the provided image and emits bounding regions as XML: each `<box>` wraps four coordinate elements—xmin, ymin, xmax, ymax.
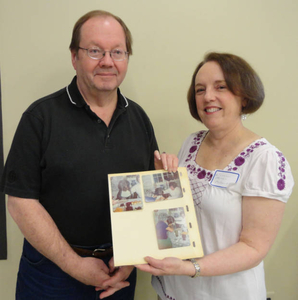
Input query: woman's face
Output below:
<box><xmin>194</xmin><ymin>61</ymin><xmax>244</xmax><ymax>131</ymax></box>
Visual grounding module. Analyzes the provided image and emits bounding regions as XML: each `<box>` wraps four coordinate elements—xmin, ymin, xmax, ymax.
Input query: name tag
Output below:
<box><xmin>209</xmin><ymin>170</ymin><xmax>240</xmax><ymax>188</ymax></box>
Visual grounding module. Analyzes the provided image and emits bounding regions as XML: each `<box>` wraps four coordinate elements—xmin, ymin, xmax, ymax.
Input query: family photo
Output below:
<box><xmin>142</xmin><ymin>171</ymin><xmax>183</xmax><ymax>202</ymax></box>
<box><xmin>154</xmin><ymin>207</ymin><xmax>190</xmax><ymax>250</ymax></box>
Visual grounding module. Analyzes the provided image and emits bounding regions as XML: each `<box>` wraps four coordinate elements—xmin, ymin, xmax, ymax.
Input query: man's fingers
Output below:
<box><xmin>98</xmin><ymin>281</ymin><xmax>130</xmax><ymax>299</ymax></box>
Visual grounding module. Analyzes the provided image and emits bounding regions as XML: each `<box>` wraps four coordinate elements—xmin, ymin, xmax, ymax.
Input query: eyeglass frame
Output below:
<box><xmin>78</xmin><ymin>46</ymin><xmax>129</xmax><ymax>61</ymax></box>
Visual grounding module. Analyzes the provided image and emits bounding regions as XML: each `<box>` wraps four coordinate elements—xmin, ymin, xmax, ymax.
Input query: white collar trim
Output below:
<box><xmin>66</xmin><ymin>85</ymin><xmax>128</xmax><ymax>108</ymax></box>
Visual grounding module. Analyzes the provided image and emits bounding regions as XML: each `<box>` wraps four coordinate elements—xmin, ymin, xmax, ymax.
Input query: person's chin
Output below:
<box><xmin>94</xmin><ymin>81</ymin><xmax>118</xmax><ymax>92</ymax></box>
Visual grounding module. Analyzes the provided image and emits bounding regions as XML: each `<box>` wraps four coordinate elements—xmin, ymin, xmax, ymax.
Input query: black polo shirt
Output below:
<box><xmin>1</xmin><ymin>76</ymin><xmax>158</xmax><ymax>246</ymax></box>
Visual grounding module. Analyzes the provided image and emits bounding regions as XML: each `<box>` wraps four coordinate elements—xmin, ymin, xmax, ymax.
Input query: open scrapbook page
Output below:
<box><xmin>108</xmin><ymin>167</ymin><xmax>204</xmax><ymax>266</ymax></box>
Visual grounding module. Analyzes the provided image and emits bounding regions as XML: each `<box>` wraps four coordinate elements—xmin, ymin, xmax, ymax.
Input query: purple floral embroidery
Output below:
<box><xmin>183</xmin><ymin>132</ymin><xmax>213</xmax><ymax>209</ymax></box>
<box><xmin>185</xmin><ymin>131</ymin><xmax>205</xmax><ymax>163</ymax></box>
<box><xmin>234</xmin><ymin>156</ymin><xmax>245</xmax><ymax>166</ymax></box>
<box><xmin>227</xmin><ymin>140</ymin><xmax>267</xmax><ymax>172</ymax></box>
<box><xmin>198</xmin><ymin>170</ymin><xmax>206</xmax><ymax>179</ymax></box>
<box><xmin>182</xmin><ymin>131</ymin><xmax>288</xmax><ymax>211</ymax></box>
<box><xmin>189</xmin><ymin>145</ymin><xmax>197</xmax><ymax>153</ymax></box>
<box><xmin>156</xmin><ymin>276</ymin><xmax>176</xmax><ymax>300</ymax></box>
<box><xmin>186</xmin><ymin>132</ymin><xmax>268</xmax><ymax>176</ymax></box>
<box><xmin>276</xmin><ymin>151</ymin><xmax>286</xmax><ymax>191</ymax></box>
<box><xmin>277</xmin><ymin>179</ymin><xmax>285</xmax><ymax>190</ymax></box>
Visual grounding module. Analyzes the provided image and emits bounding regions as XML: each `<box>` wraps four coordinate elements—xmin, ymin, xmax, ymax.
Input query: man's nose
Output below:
<box><xmin>99</xmin><ymin>51</ymin><xmax>114</xmax><ymax>67</ymax></box>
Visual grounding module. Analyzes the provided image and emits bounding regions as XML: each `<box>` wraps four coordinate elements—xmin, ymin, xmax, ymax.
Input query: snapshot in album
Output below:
<box><xmin>110</xmin><ymin>175</ymin><xmax>143</xmax><ymax>212</ymax></box>
<box><xmin>142</xmin><ymin>171</ymin><xmax>183</xmax><ymax>202</ymax></box>
<box><xmin>154</xmin><ymin>207</ymin><xmax>190</xmax><ymax>250</ymax></box>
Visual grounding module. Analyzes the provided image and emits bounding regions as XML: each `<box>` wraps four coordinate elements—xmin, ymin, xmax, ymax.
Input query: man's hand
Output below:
<box><xmin>67</xmin><ymin>256</ymin><xmax>112</xmax><ymax>289</ymax></box>
<box><xmin>96</xmin><ymin>257</ymin><xmax>134</xmax><ymax>299</ymax></box>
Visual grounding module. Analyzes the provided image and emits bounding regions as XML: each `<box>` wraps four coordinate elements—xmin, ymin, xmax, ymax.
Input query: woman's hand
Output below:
<box><xmin>154</xmin><ymin>150</ymin><xmax>179</xmax><ymax>172</ymax></box>
<box><xmin>136</xmin><ymin>256</ymin><xmax>195</xmax><ymax>277</ymax></box>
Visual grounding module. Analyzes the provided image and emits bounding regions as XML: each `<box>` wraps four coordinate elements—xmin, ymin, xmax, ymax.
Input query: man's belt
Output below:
<box><xmin>71</xmin><ymin>246</ymin><xmax>113</xmax><ymax>259</ymax></box>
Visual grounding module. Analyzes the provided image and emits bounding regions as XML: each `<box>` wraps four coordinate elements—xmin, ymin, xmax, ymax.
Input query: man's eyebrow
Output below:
<box><xmin>88</xmin><ymin>41</ymin><xmax>125</xmax><ymax>48</ymax></box>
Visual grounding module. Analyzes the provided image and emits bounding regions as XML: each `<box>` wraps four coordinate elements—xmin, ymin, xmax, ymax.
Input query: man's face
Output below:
<box><xmin>71</xmin><ymin>16</ymin><xmax>128</xmax><ymax>96</ymax></box>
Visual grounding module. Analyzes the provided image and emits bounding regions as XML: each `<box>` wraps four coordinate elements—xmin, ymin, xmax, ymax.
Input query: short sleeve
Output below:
<box><xmin>242</xmin><ymin>148</ymin><xmax>294</xmax><ymax>203</ymax></box>
<box><xmin>0</xmin><ymin>111</ymin><xmax>43</xmax><ymax>199</ymax></box>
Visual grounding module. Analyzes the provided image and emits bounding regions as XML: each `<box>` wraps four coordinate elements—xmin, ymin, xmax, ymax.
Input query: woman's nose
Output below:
<box><xmin>204</xmin><ymin>87</ymin><xmax>215</xmax><ymax>101</ymax></box>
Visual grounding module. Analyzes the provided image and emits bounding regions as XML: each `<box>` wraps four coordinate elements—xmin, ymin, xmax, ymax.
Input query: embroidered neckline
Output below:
<box><xmin>184</xmin><ymin>131</ymin><xmax>267</xmax><ymax>181</ymax></box>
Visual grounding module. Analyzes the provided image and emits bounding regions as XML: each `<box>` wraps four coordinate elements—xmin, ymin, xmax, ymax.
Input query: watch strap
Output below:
<box><xmin>189</xmin><ymin>258</ymin><xmax>201</xmax><ymax>278</ymax></box>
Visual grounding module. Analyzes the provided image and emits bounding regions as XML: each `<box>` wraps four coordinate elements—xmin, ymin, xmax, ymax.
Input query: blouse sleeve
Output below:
<box><xmin>242</xmin><ymin>148</ymin><xmax>294</xmax><ymax>203</ymax></box>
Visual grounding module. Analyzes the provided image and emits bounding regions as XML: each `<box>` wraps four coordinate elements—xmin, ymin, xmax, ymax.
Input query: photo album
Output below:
<box><xmin>108</xmin><ymin>167</ymin><xmax>204</xmax><ymax>266</ymax></box>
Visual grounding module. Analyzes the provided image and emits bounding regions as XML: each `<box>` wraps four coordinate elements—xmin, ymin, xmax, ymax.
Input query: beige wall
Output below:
<box><xmin>0</xmin><ymin>0</ymin><xmax>297</xmax><ymax>299</ymax></box>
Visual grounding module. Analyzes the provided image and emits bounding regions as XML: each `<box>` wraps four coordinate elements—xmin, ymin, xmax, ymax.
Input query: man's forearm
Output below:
<box><xmin>7</xmin><ymin>195</ymin><xmax>130</xmax><ymax>290</ymax></box>
<box><xmin>7</xmin><ymin>196</ymin><xmax>80</xmax><ymax>273</ymax></box>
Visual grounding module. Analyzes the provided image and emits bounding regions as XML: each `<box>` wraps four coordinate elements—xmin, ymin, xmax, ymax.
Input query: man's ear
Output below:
<box><xmin>71</xmin><ymin>51</ymin><xmax>77</xmax><ymax>70</ymax></box>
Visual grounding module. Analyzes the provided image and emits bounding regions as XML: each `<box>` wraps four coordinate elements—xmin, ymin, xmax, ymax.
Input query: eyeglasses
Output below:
<box><xmin>78</xmin><ymin>47</ymin><xmax>129</xmax><ymax>61</ymax></box>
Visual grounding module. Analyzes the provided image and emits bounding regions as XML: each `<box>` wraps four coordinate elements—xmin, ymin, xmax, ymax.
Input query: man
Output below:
<box><xmin>1</xmin><ymin>10</ymin><xmax>159</xmax><ymax>299</ymax></box>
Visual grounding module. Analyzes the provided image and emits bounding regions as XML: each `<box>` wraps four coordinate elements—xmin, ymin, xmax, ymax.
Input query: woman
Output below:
<box><xmin>138</xmin><ymin>52</ymin><xmax>294</xmax><ymax>300</ymax></box>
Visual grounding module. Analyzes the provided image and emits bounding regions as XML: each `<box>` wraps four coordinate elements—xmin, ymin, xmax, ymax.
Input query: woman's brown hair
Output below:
<box><xmin>187</xmin><ymin>52</ymin><xmax>265</xmax><ymax>122</ymax></box>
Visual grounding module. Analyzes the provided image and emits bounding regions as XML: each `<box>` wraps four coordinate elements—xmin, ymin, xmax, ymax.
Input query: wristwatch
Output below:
<box><xmin>189</xmin><ymin>258</ymin><xmax>201</xmax><ymax>278</ymax></box>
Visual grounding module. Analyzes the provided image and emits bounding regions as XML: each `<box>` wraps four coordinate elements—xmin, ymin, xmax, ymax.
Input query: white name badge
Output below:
<box><xmin>209</xmin><ymin>170</ymin><xmax>240</xmax><ymax>188</ymax></box>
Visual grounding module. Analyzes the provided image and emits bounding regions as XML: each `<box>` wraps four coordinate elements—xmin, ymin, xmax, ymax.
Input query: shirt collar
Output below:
<box><xmin>66</xmin><ymin>76</ymin><xmax>129</xmax><ymax>109</ymax></box>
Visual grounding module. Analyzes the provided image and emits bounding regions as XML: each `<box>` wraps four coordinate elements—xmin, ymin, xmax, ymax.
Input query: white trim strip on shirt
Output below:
<box><xmin>66</xmin><ymin>85</ymin><xmax>129</xmax><ymax>108</ymax></box>
<box><xmin>121</xmin><ymin>92</ymin><xmax>129</xmax><ymax>108</ymax></box>
<box><xmin>66</xmin><ymin>85</ymin><xmax>76</xmax><ymax>105</ymax></box>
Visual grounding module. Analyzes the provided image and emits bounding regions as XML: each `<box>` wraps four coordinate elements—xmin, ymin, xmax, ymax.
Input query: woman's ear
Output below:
<box><xmin>242</xmin><ymin>98</ymin><xmax>248</xmax><ymax>111</ymax></box>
